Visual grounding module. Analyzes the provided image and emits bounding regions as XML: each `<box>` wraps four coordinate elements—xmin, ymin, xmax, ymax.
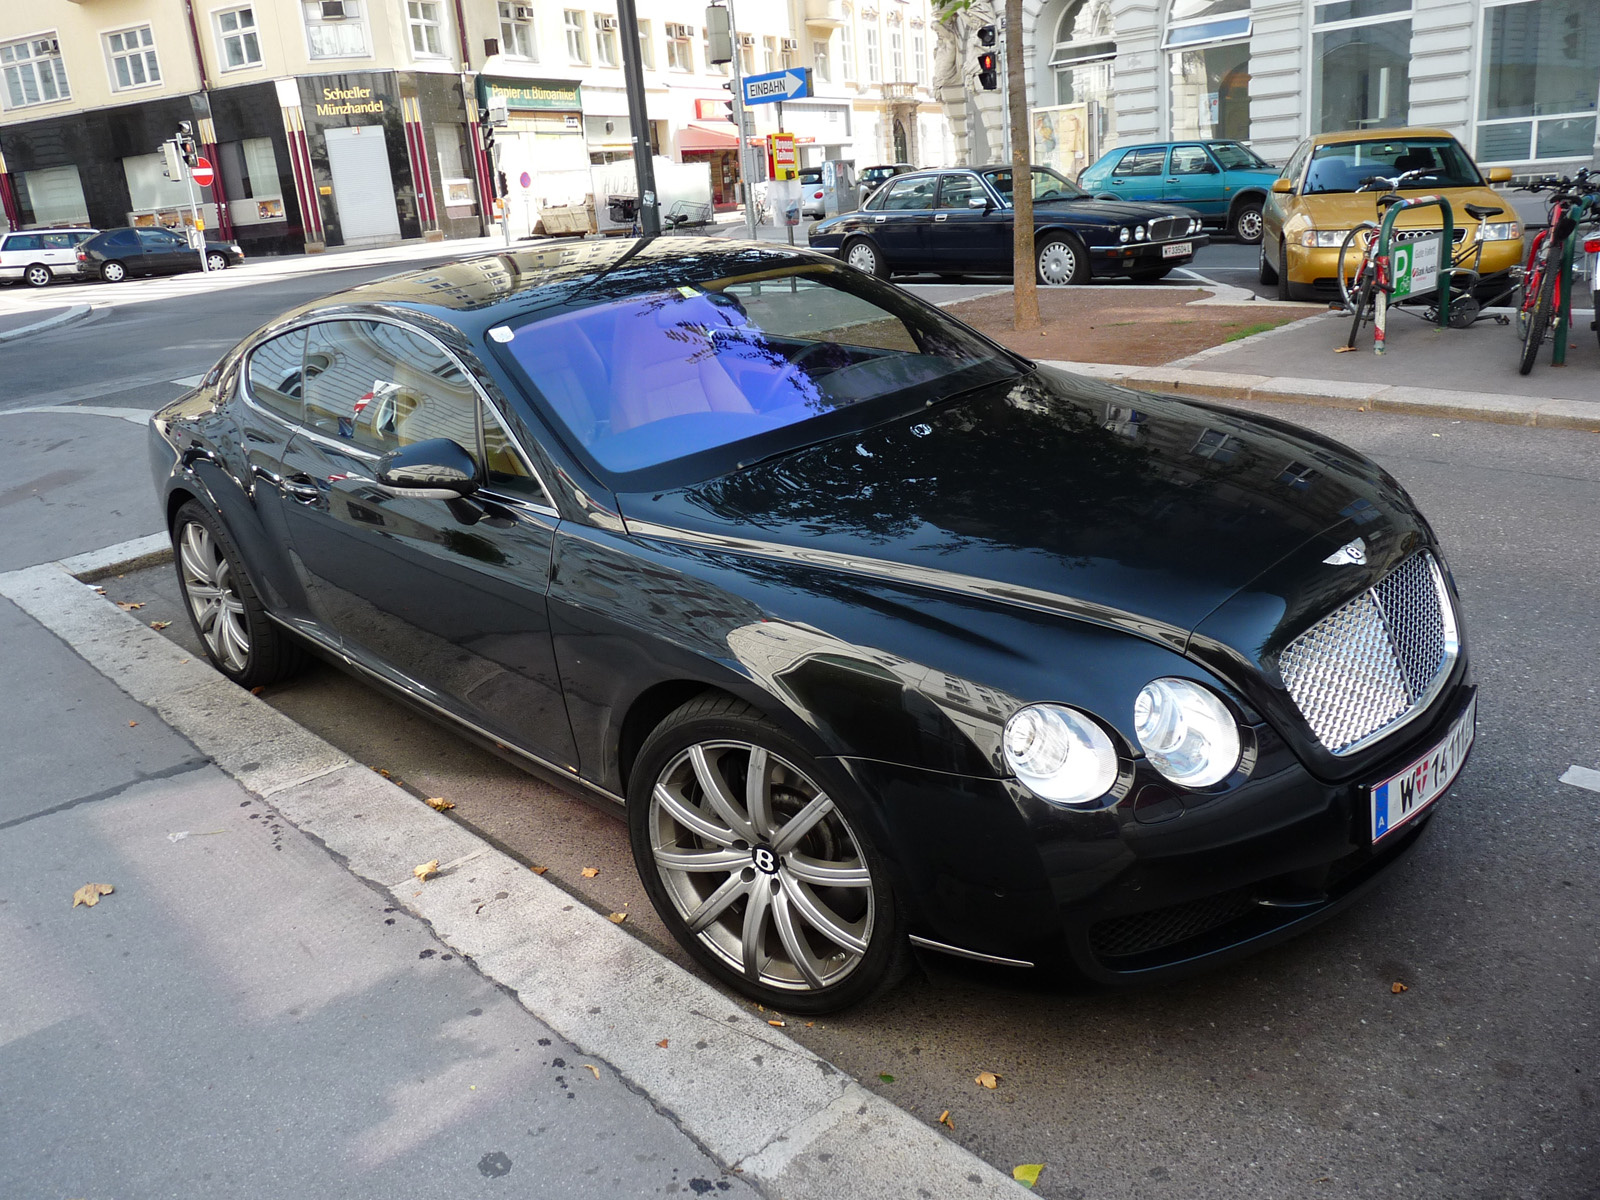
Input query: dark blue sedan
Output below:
<box><xmin>807</xmin><ymin>164</ymin><xmax>1207</xmax><ymax>285</ymax></box>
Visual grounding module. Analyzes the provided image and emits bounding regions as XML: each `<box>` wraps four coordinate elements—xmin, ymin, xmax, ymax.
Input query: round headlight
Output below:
<box><xmin>1003</xmin><ymin>704</ymin><xmax>1119</xmax><ymax>806</ymax></box>
<box><xmin>1189</xmin><ymin>218</ymin><xmax>1200</xmax><ymax>234</ymax></box>
<box><xmin>1133</xmin><ymin>679</ymin><xmax>1241</xmax><ymax>788</ymax></box>
<box><xmin>1119</xmin><ymin>226</ymin><xmax>1131</xmax><ymax>243</ymax></box>
<box><xmin>1134</xmin><ymin>225</ymin><xmax>1147</xmax><ymax>241</ymax></box>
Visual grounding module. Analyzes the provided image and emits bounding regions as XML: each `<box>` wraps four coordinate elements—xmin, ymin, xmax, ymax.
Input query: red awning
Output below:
<box><xmin>679</xmin><ymin>122</ymin><xmax>739</xmax><ymax>152</ymax></box>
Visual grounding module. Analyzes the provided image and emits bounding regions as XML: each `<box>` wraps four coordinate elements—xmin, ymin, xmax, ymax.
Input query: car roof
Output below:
<box><xmin>1307</xmin><ymin>127</ymin><xmax>1458</xmax><ymax>147</ymax></box>
<box><xmin>1101</xmin><ymin>139</ymin><xmax>1243</xmax><ymax>151</ymax></box>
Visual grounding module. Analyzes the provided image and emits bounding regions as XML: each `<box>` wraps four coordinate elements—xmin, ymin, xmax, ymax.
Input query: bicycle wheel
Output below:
<box><xmin>1337</xmin><ymin>224</ymin><xmax>1379</xmax><ymax>313</ymax></box>
<box><xmin>1515</xmin><ymin>231</ymin><xmax>1549</xmax><ymax>339</ymax></box>
<box><xmin>1346</xmin><ymin>272</ymin><xmax>1376</xmax><ymax>350</ymax></box>
<box><xmin>1518</xmin><ymin>243</ymin><xmax>1558</xmax><ymax>376</ymax></box>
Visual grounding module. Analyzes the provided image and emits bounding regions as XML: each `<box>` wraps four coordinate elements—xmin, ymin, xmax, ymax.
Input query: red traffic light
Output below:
<box><xmin>977</xmin><ymin>51</ymin><xmax>998</xmax><ymax>90</ymax></box>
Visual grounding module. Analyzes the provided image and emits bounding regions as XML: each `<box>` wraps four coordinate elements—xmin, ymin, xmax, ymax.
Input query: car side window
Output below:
<box><xmin>1280</xmin><ymin>140</ymin><xmax>1311</xmax><ymax>191</ymax></box>
<box><xmin>41</xmin><ymin>233</ymin><xmax>75</xmax><ymax>250</ymax></box>
<box><xmin>6</xmin><ymin>234</ymin><xmax>42</xmax><ymax>252</ymax></box>
<box><xmin>936</xmin><ymin>173</ymin><xmax>986</xmax><ymax>209</ymax></box>
<box><xmin>104</xmin><ymin>230</ymin><xmax>140</xmax><ymax>249</ymax></box>
<box><xmin>880</xmin><ymin>176</ymin><xmax>936</xmax><ymax>210</ymax></box>
<box><xmin>302</xmin><ymin>320</ymin><xmax>480</xmax><ymax>460</ymax></box>
<box><xmin>480</xmin><ymin>401</ymin><xmax>552</xmax><ymax>504</ymax></box>
<box><xmin>1113</xmin><ymin>148</ymin><xmax>1165</xmax><ymax>177</ymax></box>
<box><xmin>138</xmin><ymin>229</ymin><xmax>183</xmax><ymax>250</ymax></box>
<box><xmin>1169</xmin><ymin>146</ymin><xmax>1215</xmax><ymax>175</ymax></box>
<box><xmin>245</xmin><ymin>328</ymin><xmax>308</xmax><ymax>423</ymax></box>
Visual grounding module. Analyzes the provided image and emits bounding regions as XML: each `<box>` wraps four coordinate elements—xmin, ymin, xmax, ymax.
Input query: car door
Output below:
<box><xmin>1103</xmin><ymin>147</ymin><xmax>1167</xmax><ymax>202</ymax></box>
<box><xmin>136</xmin><ymin>228</ymin><xmax>189</xmax><ymax>275</ymax></box>
<box><xmin>871</xmin><ymin>175</ymin><xmax>938</xmax><ymax>270</ymax></box>
<box><xmin>275</xmin><ymin>317</ymin><xmax>579</xmax><ymax>770</ymax></box>
<box><xmin>930</xmin><ymin>172</ymin><xmax>1005</xmax><ymax>272</ymax></box>
<box><xmin>1163</xmin><ymin>144</ymin><xmax>1226</xmax><ymax>218</ymax></box>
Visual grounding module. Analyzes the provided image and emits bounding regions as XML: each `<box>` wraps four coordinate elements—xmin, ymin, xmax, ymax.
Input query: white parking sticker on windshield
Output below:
<box><xmin>488</xmin><ymin>325</ymin><xmax>514</xmax><ymax>343</ymax></box>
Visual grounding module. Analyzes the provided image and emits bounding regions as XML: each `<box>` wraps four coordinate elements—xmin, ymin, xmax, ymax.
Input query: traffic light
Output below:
<box><xmin>720</xmin><ymin>79</ymin><xmax>737</xmax><ymax>124</ymax></box>
<box><xmin>497</xmin><ymin>170</ymin><xmax>508</xmax><ymax>198</ymax></box>
<box><xmin>176</xmin><ymin>120</ymin><xmax>197</xmax><ymax>167</ymax></box>
<box><xmin>977</xmin><ymin>50</ymin><xmax>998</xmax><ymax>90</ymax></box>
<box><xmin>977</xmin><ymin>24</ymin><xmax>997</xmax><ymax>47</ymax></box>
<box><xmin>479</xmin><ymin>112</ymin><xmax>495</xmax><ymax>154</ymax></box>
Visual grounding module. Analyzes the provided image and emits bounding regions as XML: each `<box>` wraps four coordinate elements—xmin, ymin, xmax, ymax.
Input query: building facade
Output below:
<box><xmin>0</xmin><ymin>0</ymin><xmax>952</xmax><ymax>248</ymax></box>
<box><xmin>1006</xmin><ymin>0</ymin><xmax>1599</xmax><ymax>173</ymax></box>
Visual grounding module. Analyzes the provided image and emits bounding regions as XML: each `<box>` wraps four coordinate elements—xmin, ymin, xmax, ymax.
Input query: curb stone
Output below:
<box><xmin>0</xmin><ymin>303</ymin><xmax>91</xmax><ymax>343</ymax></box>
<box><xmin>0</xmin><ymin>544</ymin><xmax>1030</xmax><ymax>1200</ymax></box>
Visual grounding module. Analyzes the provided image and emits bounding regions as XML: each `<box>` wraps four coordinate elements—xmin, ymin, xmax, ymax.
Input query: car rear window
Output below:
<box><xmin>492</xmin><ymin>262</ymin><xmax>1019</xmax><ymax>486</ymax></box>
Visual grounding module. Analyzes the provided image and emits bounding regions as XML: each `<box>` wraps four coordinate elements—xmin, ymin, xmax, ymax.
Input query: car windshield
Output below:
<box><xmin>980</xmin><ymin>166</ymin><xmax>1086</xmax><ymax>206</ymax></box>
<box><xmin>1210</xmin><ymin>142</ymin><xmax>1272</xmax><ymax>171</ymax></box>
<box><xmin>493</xmin><ymin>260</ymin><xmax>1021</xmax><ymax>487</ymax></box>
<box><xmin>1303</xmin><ymin>138</ymin><xmax>1482</xmax><ymax>194</ymax></box>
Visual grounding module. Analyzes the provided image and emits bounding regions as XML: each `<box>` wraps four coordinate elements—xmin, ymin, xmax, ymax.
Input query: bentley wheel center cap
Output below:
<box><xmin>751</xmin><ymin>845</ymin><xmax>779</xmax><ymax>875</ymax></box>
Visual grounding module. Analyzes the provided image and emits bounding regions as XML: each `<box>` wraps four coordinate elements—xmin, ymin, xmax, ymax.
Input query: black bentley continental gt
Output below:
<box><xmin>150</xmin><ymin>238</ymin><xmax>1474</xmax><ymax>1012</ymax></box>
<box><xmin>807</xmin><ymin>164</ymin><xmax>1208</xmax><ymax>284</ymax></box>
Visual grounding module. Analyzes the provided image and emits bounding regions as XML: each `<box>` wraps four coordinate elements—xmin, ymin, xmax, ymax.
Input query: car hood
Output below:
<box><xmin>1034</xmin><ymin>199</ymin><xmax>1198</xmax><ymax>225</ymax></box>
<box><xmin>1292</xmin><ymin>186</ymin><xmax>1509</xmax><ymax>230</ymax></box>
<box><xmin>616</xmin><ymin>366</ymin><xmax>1421</xmax><ymax>646</ymax></box>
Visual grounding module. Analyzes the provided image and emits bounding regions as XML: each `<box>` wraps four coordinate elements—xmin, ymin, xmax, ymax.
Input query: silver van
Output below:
<box><xmin>0</xmin><ymin>227</ymin><xmax>98</xmax><ymax>287</ymax></box>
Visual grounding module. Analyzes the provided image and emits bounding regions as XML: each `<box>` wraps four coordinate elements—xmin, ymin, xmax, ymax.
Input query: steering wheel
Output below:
<box><xmin>788</xmin><ymin>341</ymin><xmax>846</xmax><ymax>372</ymax></box>
<box><xmin>1036</xmin><ymin>188</ymin><xmax>1063</xmax><ymax>201</ymax></box>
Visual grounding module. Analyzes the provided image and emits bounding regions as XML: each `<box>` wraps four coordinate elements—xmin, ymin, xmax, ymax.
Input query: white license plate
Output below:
<box><xmin>1162</xmin><ymin>241</ymin><xmax>1192</xmax><ymax>259</ymax></box>
<box><xmin>1369</xmin><ymin>695</ymin><xmax>1475</xmax><ymax>842</ymax></box>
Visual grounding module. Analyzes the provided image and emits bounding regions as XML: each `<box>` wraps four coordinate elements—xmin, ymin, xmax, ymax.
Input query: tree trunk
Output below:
<box><xmin>1006</xmin><ymin>0</ymin><xmax>1040</xmax><ymax>331</ymax></box>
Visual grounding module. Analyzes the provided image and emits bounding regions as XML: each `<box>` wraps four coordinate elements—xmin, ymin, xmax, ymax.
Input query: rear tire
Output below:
<box><xmin>24</xmin><ymin>263</ymin><xmax>52</xmax><ymax>288</ymax></box>
<box><xmin>100</xmin><ymin>260</ymin><xmax>127</xmax><ymax>283</ymax></box>
<box><xmin>1518</xmin><ymin>245</ymin><xmax>1557</xmax><ymax>376</ymax></box>
<box><xmin>1231</xmin><ymin>203</ymin><xmax>1264</xmax><ymax>244</ymax></box>
<box><xmin>171</xmin><ymin>499</ymin><xmax>305</xmax><ymax>688</ymax></box>
<box><xmin>628</xmin><ymin>694</ymin><xmax>910</xmax><ymax>1014</ymax></box>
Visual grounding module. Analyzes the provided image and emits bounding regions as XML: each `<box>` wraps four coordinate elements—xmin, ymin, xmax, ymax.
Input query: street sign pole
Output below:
<box><xmin>173</xmin><ymin>140</ymin><xmax>208</xmax><ymax>274</ymax></box>
<box><xmin>617</xmin><ymin>0</ymin><xmax>660</xmax><ymax>236</ymax></box>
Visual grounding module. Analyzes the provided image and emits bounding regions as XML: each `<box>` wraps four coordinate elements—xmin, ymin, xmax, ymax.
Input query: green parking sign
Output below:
<box><xmin>1391</xmin><ymin>236</ymin><xmax>1441</xmax><ymax>300</ymax></box>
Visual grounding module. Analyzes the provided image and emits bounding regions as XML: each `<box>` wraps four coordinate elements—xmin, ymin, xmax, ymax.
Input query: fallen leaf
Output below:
<box><xmin>607</xmin><ymin>912</ymin><xmax>627</xmax><ymax>924</ymax></box>
<box><xmin>1391</xmin><ymin>981</ymin><xmax>1409</xmax><ymax>994</ymax></box>
<box><xmin>1334</xmin><ymin>345</ymin><xmax>1356</xmax><ymax>354</ymax></box>
<box><xmin>939</xmin><ymin>1110</ymin><xmax>953</xmax><ymax>1129</ymax></box>
<box><xmin>128</xmin><ymin>721</ymin><xmax>138</xmax><ymax>727</ymax></box>
<box><xmin>94</xmin><ymin>587</ymin><xmax>107</xmax><ymax>594</ymax></box>
<box><xmin>372</xmin><ymin>767</ymin><xmax>391</xmax><ymax>777</ymax></box>
<box><xmin>878</xmin><ymin>1073</ymin><xmax>896</xmax><ymax>1083</ymax></box>
<box><xmin>581</xmin><ymin>867</ymin><xmax>599</xmax><ymax>878</ymax></box>
<box><xmin>413</xmin><ymin>859</ymin><xmax>440</xmax><ymax>882</ymax></box>
<box><xmin>72</xmin><ymin>883</ymin><xmax>114</xmax><ymax>908</ymax></box>
<box><xmin>425</xmin><ymin>797</ymin><xmax>455</xmax><ymax>811</ymax></box>
<box><xmin>179</xmin><ymin>658</ymin><xmax>189</xmax><ymax>664</ymax></box>
<box><xmin>583</xmin><ymin>1063</ymin><xmax>600</xmax><ymax>1080</ymax></box>
<box><xmin>149</xmin><ymin>620</ymin><xmax>171</xmax><ymax>630</ymax></box>
<box><xmin>116</xmin><ymin>601</ymin><xmax>144</xmax><ymax>611</ymax></box>
<box><xmin>530</xmin><ymin>866</ymin><xmax>548</xmax><ymax>875</ymax></box>
<box><xmin>657</xmin><ymin>1038</ymin><xmax>669</xmax><ymax>1049</ymax></box>
<box><xmin>804</xmin><ymin>1021</ymin><xmax>814</xmax><ymax>1028</ymax></box>
<box><xmin>768</xmin><ymin>1018</ymin><xmax>785</xmax><ymax>1027</ymax></box>
<box><xmin>250</xmin><ymin>686</ymin><xmax>264</xmax><ymax>695</ymax></box>
<box><xmin>1013</xmin><ymin>1164</ymin><xmax>1045</xmax><ymax>1188</ymax></box>
<box><xmin>976</xmin><ymin>1071</ymin><xmax>1000</xmax><ymax>1090</ymax></box>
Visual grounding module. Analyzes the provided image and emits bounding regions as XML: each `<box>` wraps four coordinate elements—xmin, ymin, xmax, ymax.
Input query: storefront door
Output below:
<box><xmin>326</xmin><ymin>126</ymin><xmax>401</xmax><ymax>244</ymax></box>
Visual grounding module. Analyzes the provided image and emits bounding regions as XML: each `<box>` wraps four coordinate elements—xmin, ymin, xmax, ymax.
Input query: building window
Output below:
<box><xmin>637</xmin><ymin>19</ymin><xmax>654</xmax><ymax>69</ymax></box>
<box><xmin>865</xmin><ymin>27</ymin><xmax>879</xmax><ymax>82</ymax></box>
<box><xmin>1311</xmin><ymin>0</ymin><xmax>1413</xmax><ymax>134</ymax></box>
<box><xmin>593</xmin><ymin>14</ymin><xmax>618</xmax><ymax>67</ymax></box>
<box><xmin>763</xmin><ymin>36</ymin><xmax>777</xmax><ymax>74</ymax></box>
<box><xmin>303</xmin><ymin>1</ymin><xmax>368</xmax><ymax>58</ymax></box>
<box><xmin>218</xmin><ymin>136</ymin><xmax>286</xmax><ymax>222</ymax></box>
<box><xmin>498</xmin><ymin>1</ymin><xmax>535</xmax><ymax>59</ymax></box>
<box><xmin>1477</xmin><ymin>0</ymin><xmax>1599</xmax><ymax>162</ymax></box>
<box><xmin>813</xmin><ymin>38</ymin><xmax>830</xmax><ymax>82</ymax></box>
<box><xmin>841</xmin><ymin>25</ymin><xmax>854</xmax><ymax>80</ymax></box>
<box><xmin>565</xmin><ymin>10</ymin><xmax>588</xmax><ymax>64</ymax></box>
<box><xmin>889</xmin><ymin>29</ymin><xmax>903</xmax><ymax>81</ymax></box>
<box><xmin>1164</xmin><ymin>1</ymin><xmax>1250</xmax><ymax>141</ymax></box>
<box><xmin>105</xmin><ymin>25</ymin><xmax>161</xmax><ymax>91</ymax></box>
<box><xmin>1049</xmin><ymin>0</ymin><xmax>1117</xmax><ymax>149</ymax></box>
<box><xmin>214</xmin><ymin>7</ymin><xmax>262</xmax><ymax>70</ymax></box>
<box><xmin>739</xmin><ymin>37</ymin><xmax>755</xmax><ymax>75</ymax></box>
<box><xmin>667</xmin><ymin>23</ymin><xmax>692</xmax><ymax>71</ymax></box>
<box><xmin>15</xmin><ymin>165</ymin><xmax>90</xmax><ymax>226</ymax></box>
<box><xmin>913</xmin><ymin>32</ymin><xmax>926</xmax><ymax>84</ymax></box>
<box><xmin>1</xmin><ymin>34</ymin><xmax>70</xmax><ymax>109</ymax></box>
<box><xmin>407</xmin><ymin>1</ymin><xmax>445</xmax><ymax>57</ymax></box>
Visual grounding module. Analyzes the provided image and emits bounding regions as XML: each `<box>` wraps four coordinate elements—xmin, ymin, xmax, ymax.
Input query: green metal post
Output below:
<box><xmin>1552</xmin><ymin>211</ymin><xmax>1579</xmax><ymax>367</ymax></box>
<box><xmin>1437</xmin><ymin>200</ymin><xmax>1453</xmax><ymax>330</ymax></box>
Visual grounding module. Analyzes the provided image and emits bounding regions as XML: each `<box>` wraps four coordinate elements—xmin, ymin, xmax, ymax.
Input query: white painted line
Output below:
<box><xmin>0</xmin><ymin>404</ymin><xmax>156</xmax><ymax>425</ymax></box>
<box><xmin>0</xmin><ymin>558</ymin><xmax>1026</xmax><ymax>1200</ymax></box>
<box><xmin>1560</xmin><ymin>765</ymin><xmax>1600</xmax><ymax>793</ymax></box>
<box><xmin>171</xmin><ymin>374</ymin><xmax>206</xmax><ymax>387</ymax></box>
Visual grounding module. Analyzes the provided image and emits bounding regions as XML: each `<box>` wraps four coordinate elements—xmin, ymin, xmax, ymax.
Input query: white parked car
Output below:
<box><xmin>0</xmin><ymin>227</ymin><xmax>97</xmax><ymax>287</ymax></box>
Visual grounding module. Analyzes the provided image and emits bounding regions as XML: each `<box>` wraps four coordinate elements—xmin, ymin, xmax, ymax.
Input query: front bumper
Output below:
<box><xmin>1286</xmin><ymin>236</ymin><xmax>1524</xmax><ymax>299</ymax></box>
<box><xmin>840</xmin><ymin>675</ymin><xmax>1474</xmax><ymax>986</ymax></box>
<box><xmin>1088</xmin><ymin>233</ymin><xmax>1210</xmax><ymax>275</ymax></box>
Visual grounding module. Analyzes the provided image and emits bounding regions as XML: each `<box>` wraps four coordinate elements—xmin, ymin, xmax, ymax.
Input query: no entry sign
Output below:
<box><xmin>192</xmin><ymin>156</ymin><xmax>214</xmax><ymax>188</ymax></box>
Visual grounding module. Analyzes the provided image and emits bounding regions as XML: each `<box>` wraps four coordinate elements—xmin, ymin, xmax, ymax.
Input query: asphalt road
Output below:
<box><xmin>7</xmin><ymin>255</ymin><xmax>1598</xmax><ymax>1199</ymax></box>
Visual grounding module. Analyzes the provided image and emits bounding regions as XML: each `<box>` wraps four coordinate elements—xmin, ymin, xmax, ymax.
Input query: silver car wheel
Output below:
<box><xmin>1234</xmin><ymin>207</ymin><xmax>1263</xmax><ymax>243</ymax></box>
<box><xmin>178</xmin><ymin>520</ymin><xmax>251</xmax><ymax>673</ymax></box>
<box><xmin>101</xmin><ymin>261</ymin><xmax>126</xmax><ymax>282</ymax></box>
<box><xmin>25</xmin><ymin>264</ymin><xmax>52</xmax><ymax>287</ymax></box>
<box><xmin>1037</xmin><ymin>239</ymin><xmax>1079</xmax><ymax>286</ymax></box>
<box><xmin>846</xmin><ymin>241</ymin><xmax>880</xmax><ymax>275</ymax></box>
<box><xmin>207</xmin><ymin>252</ymin><xmax>228</xmax><ymax>272</ymax></box>
<box><xmin>648</xmin><ymin>740</ymin><xmax>875</xmax><ymax>994</ymax></box>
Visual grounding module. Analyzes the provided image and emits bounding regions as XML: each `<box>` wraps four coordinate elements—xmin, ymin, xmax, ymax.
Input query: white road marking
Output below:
<box><xmin>0</xmin><ymin>404</ymin><xmax>155</xmax><ymax>425</ymax></box>
<box><xmin>172</xmin><ymin>374</ymin><xmax>206</xmax><ymax>387</ymax></box>
<box><xmin>1559</xmin><ymin>765</ymin><xmax>1600</xmax><ymax>793</ymax></box>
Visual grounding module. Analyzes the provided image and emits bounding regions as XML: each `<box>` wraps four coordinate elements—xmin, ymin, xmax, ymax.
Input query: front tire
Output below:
<box><xmin>1035</xmin><ymin>234</ymin><xmax>1088</xmax><ymax>286</ymax></box>
<box><xmin>1275</xmin><ymin>239</ymin><xmax>1292</xmax><ymax>302</ymax></box>
<box><xmin>1257</xmin><ymin>239</ymin><xmax>1278</xmax><ymax>285</ymax></box>
<box><xmin>206</xmin><ymin>252</ymin><xmax>229</xmax><ymax>273</ymax></box>
<box><xmin>1231</xmin><ymin>203</ymin><xmax>1264</xmax><ymax>244</ymax></box>
<box><xmin>628</xmin><ymin>694</ymin><xmax>909</xmax><ymax>1013</ymax></box>
<box><xmin>844</xmin><ymin>237</ymin><xmax>886</xmax><ymax>278</ymax></box>
<box><xmin>100</xmin><ymin>260</ymin><xmax>127</xmax><ymax>283</ymax></box>
<box><xmin>24</xmin><ymin>263</ymin><xmax>53</xmax><ymax>288</ymax></box>
<box><xmin>171</xmin><ymin>500</ymin><xmax>305</xmax><ymax>688</ymax></box>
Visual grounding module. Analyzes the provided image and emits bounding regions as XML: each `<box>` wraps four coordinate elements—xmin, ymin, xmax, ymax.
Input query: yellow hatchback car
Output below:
<box><xmin>1259</xmin><ymin>128</ymin><xmax>1522</xmax><ymax>304</ymax></box>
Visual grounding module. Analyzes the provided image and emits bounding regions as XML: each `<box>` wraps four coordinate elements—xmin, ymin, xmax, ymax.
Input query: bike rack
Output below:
<box><xmin>1370</xmin><ymin>195</ymin><xmax>1455</xmax><ymax>355</ymax></box>
<box><xmin>1550</xmin><ymin>194</ymin><xmax>1595</xmax><ymax>367</ymax></box>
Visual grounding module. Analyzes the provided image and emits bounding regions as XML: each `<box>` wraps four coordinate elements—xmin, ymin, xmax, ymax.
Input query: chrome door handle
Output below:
<box><xmin>873</xmin><ymin>215</ymin><xmax>886</xmax><ymax>223</ymax></box>
<box><xmin>934</xmin><ymin>213</ymin><xmax>948</xmax><ymax>222</ymax></box>
<box><xmin>1166</xmin><ymin>177</ymin><xmax>1180</xmax><ymax>182</ymax></box>
<box><xmin>283</xmin><ymin>474</ymin><xmax>321</xmax><ymax>504</ymax></box>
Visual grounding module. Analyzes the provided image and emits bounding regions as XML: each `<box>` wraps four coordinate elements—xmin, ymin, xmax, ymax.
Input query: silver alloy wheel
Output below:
<box><xmin>178</xmin><ymin>520</ymin><xmax>251</xmax><ymax>673</ymax></box>
<box><xmin>846</xmin><ymin>241</ymin><xmax>879</xmax><ymax>274</ymax></box>
<box><xmin>1036</xmin><ymin>238</ymin><xmax>1078</xmax><ymax>285</ymax></box>
<box><xmin>207</xmin><ymin>252</ymin><xmax>228</xmax><ymax>272</ymax></box>
<box><xmin>648</xmin><ymin>740</ymin><xmax>874</xmax><ymax>994</ymax></box>
<box><xmin>1235</xmin><ymin>207</ymin><xmax>1263</xmax><ymax>243</ymax></box>
<box><xmin>25</xmin><ymin>264</ymin><xmax>52</xmax><ymax>287</ymax></box>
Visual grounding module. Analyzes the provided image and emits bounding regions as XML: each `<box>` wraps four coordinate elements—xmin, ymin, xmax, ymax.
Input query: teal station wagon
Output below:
<box><xmin>1078</xmin><ymin>140</ymin><xmax>1278</xmax><ymax>244</ymax></box>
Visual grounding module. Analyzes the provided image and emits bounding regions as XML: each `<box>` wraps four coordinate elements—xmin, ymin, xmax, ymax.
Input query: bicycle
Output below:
<box><xmin>1512</xmin><ymin>169</ymin><xmax>1598</xmax><ymax>375</ymax></box>
<box><xmin>1336</xmin><ymin>169</ymin><xmax>1512</xmax><ymax>351</ymax></box>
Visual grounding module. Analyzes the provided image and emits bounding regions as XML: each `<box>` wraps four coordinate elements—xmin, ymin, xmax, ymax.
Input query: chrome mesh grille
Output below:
<box><xmin>1279</xmin><ymin>552</ymin><xmax>1456</xmax><ymax>754</ymax></box>
<box><xmin>1148</xmin><ymin>216</ymin><xmax>1188</xmax><ymax>242</ymax></box>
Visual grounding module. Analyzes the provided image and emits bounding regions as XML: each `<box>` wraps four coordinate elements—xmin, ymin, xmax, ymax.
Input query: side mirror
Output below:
<box><xmin>376</xmin><ymin>437</ymin><xmax>480</xmax><ymax>498</ymax></box>
<box><xmin>1488</xmin><ymin>166</ymin><xmax>1513</xmax><ymax>185</ymax></box>
<box><xmin>968</xmin><ymin>195</ymin><xmax>990</xmax><ymax>209</ymax></box>
<box><xmin>1271</xmin><ymin>178</ymin><xmax>1293</xmax><ymax>194</ymax></box>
